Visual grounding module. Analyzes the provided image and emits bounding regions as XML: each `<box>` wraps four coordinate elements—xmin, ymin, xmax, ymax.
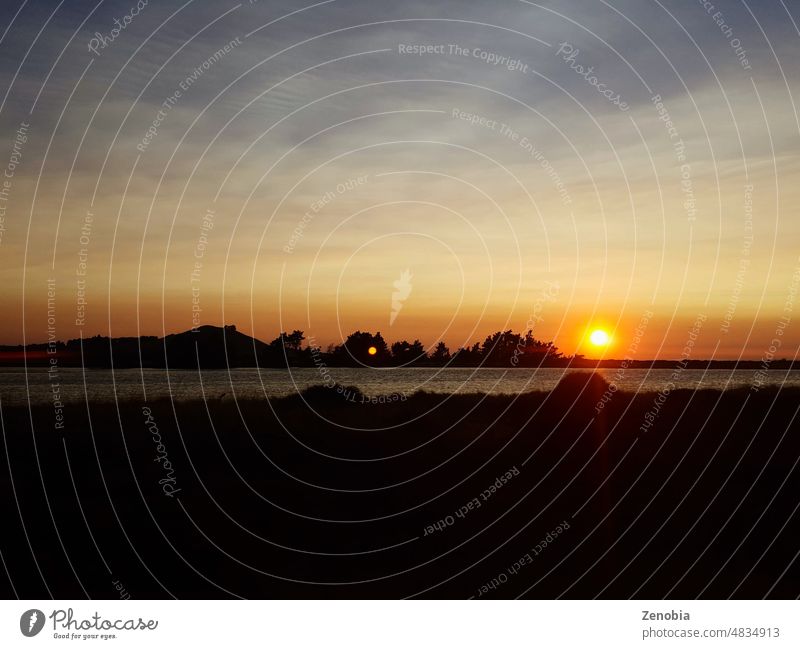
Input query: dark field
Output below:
<box><xmin>1</xmin><ymin>373</ymin><xmax>798</xmax><ymax>599</ymax></box>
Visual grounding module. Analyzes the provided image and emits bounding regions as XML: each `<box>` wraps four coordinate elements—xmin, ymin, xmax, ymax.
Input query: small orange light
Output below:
<box><xmin>367</xmin><ymin>346</ymin><xmax>377</xmax><ymax>356</ymax></box>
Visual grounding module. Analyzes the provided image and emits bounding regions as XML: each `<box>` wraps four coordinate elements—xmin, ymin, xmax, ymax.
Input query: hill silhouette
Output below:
<box><xmin>0</xmin><ymin>325</ymin><xmax>278</xmax><ymax>369</ymax></box>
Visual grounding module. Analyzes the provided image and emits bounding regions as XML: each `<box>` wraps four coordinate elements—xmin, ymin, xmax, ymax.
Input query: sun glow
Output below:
<box><xmin>589</xmin><ymin>329</ymin><xmax>611</xmax><ymax>347</ymax></box>
<box><xmin>367</xmin><ymin>346</ymin><xmax>377</xmax><ymax>355</ymax></box>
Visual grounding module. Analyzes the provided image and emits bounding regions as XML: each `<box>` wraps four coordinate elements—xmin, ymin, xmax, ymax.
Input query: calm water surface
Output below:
<box><xmin>1</xmin><ymin>367</ymin><xmax>798</xmax><ymax>406</ymax></box>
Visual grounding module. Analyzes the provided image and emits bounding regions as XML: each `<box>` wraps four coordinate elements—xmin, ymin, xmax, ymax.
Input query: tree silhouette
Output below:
<box><xmin>270</xmin><ymin>330</ymin><xmax>305</xmax><ymax>352</ymax></box>
<box><xmin>390</xmin><ymin>339</ymin><xmax>426</xmax><ymax>365</ymax></box>
<box><xmin>331</xmin><ymin>331</ymin><xmax>389</xmax><ymax>366</ymax></box>
<box><xmin>450</xmin><ymin>342</ymin><xmax>482</xmax><ymax>366</ymax></box>
<box><xmin>263</xmin><ymin>330</ymin><xmax>309</xmax><ymax>366</ymax></box>
<box><xmin>429</xmin><ymin>341</ymin><xmax>451</xmax><ymax>364</ymax></box>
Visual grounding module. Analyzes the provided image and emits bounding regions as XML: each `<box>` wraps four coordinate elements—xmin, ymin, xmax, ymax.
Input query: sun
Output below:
<box><xmin>367</xmin><ymin>346</ymin><xmax>377</xmax><ymax>356</ymax></box>
<box><xmin>589</xmin><ymin>329</ymin><xmax>611</xmax><ymax>347</ymax></box>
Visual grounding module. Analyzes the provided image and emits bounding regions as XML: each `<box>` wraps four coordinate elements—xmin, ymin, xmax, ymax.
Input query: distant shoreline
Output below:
<box><xmin>1</xmin><ymin>324</ymin><xmax>795</xmax><ymax>369</ymax></box>
<box><xmin>0</xmin><ymin>358</ymin><xmax>796</xmax><ymax>370</ymax></box>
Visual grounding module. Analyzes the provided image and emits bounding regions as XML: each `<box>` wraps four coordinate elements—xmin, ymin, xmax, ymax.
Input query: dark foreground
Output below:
<box><xmin>1</xmin><ymin>373</ymin><xmax>798</xmax><ymax>599</ymax></box>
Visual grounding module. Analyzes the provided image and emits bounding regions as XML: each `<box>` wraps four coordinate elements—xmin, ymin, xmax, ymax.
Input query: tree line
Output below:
<box><xmin>1</xmin><ymin>325</ymin><xmax>566</xmax><ymax>369</ymax></box>
<box><xmin>270</xmin><ymin>329</ymin><xmax>564</xmax><ymax>367</ymax></box>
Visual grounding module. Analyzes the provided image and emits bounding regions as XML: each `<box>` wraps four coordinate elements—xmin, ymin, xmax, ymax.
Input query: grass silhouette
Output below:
<box><xmin>1</xmin><ymin>372</ymin><xmax>798</xmax><ymax>598</ymax></box>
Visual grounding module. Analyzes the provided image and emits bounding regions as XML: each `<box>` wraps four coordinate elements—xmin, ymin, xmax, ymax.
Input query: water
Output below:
<box><xmin>0</xmin><ymin>367</ymin><xmax>798</xmax><ymax>407</ymax></box>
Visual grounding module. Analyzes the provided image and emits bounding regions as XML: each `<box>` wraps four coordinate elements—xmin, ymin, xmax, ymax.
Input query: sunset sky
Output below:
<box><xmin>0</xmin><ymin>0</ymin><xmax>799</xmax><ymax>359</ymax></box>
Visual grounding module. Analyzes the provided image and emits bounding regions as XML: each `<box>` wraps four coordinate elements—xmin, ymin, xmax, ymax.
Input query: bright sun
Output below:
<box><xmin>589</xmin><ymin>329</ymin><xmax>611</xmax><ymax>347</ymax></box>
<box><xmin>367</xmin><ymin>346</ymin><xmax>378</xmax><ymax>356</ymax></box>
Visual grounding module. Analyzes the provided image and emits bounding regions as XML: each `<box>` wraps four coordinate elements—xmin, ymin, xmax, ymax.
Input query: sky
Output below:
<box><xmin>0</xmin><ymin>0</ymin><xmax>799</xmax><ymax>359</ymax></box>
